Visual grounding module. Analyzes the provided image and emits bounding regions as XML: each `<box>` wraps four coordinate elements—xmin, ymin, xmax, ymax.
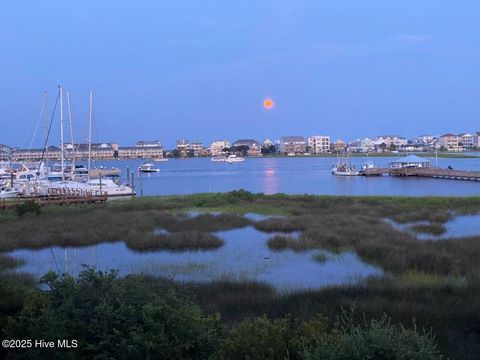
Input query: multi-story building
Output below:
<box><xmin>233</xmin><ymin>139</ymin><xmax>262</xmax><ymax>156</ymax></box>
<box><xmin>332</xmin><ymin>139</ymin><xmax>346</xmax><ymax>153</ymax></box>
<box><xmin>307</xmin><ymin>135</ymin><xmax>330</xmax><ymax>154</ymax></box>
<box><xmin>0</xmin><ymin>144</ymin><xmax>12</xmax><ymax>160</ymax></box>
<box><xmin>176</xmin><ymin>139</ymin><xmax>190</xmax><ymax>157</ymax></box>
<box><xmin>438</xmin><ymin>133</ymin><xmax>460</xmax><ymax>151</ymax></box>
<box><xmin>13</xmin><ymin>146</ymin><xmax>62</xmax><ymax>161</ymax></box>
<box><xmin>117</xmin><ymin>145</ymin><xmax>164</xmax><ymax>159</ymax></box>
<box><xmin>474</xmin><ymin>132</ymin><xmax>480</xmax><ymax>149</ymax></box>
<box><xmin>373</xmin><ymin>135</ymin><xmax>408</xmax><ymax>150</ymax></box>
<box><xmin>279</xmin><ymin>136</ymin><xmax>306</xmax><ymax>155</ymax></box>
<box><xmin>190</xmin><ymin>141</ymin><xmax>207</xmax><ymax>157</ymax></box>
<box><xmin>458</xmin><ymin>133</ymin><xmax>474</xmax><ymax>150</ymax></box>
<box><xmin>349</xmin><ymin>138</ymin><xmax>375</xmax><ymax>153</ymax></box>
<box><xmin>136</xmin><ymin>140</ymin><xmax>162</xmax><ymax>148</ymax></box>
<box><xmin>210</xmin><ymin>140</ymin><xmax>230</xmax><ymax>156</ymax></box>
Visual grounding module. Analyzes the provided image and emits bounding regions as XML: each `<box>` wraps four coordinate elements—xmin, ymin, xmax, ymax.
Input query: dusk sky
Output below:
<box><xmin>1</xmin><ymin>1</ymin><xmax>479</xmax><ymax>149</ymax></box>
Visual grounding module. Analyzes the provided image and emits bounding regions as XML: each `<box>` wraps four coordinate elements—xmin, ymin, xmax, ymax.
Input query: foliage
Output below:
<box><xmin>4</xmin><ymin>268</ymin><xmax>222</xmax><ymax>359</ymax></box>
<box><xmin>14</xmin><ymin>200</ymin><xmax>41</xmax><ymax>217</ymax></box>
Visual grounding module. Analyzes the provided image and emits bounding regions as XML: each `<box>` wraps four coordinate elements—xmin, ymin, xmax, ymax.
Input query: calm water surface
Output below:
<box><xmin>7</xmin><ymin>226</ymin><xmax>382</xmax><ymax>291</ymax></box>
<box><xmin>92</xmin><ymin>156</ymin><xmax>480</xmax><ymax>196</ymax></box>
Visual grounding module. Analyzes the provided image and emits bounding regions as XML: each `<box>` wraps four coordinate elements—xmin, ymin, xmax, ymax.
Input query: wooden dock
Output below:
<box><xmin>361</xmin><ymin>167</ymin><xmax>480</xmax><ymax>181</ymax></box>
<box><xmin>0</xmin><ymin>188</ymin><xmax>108</xmax><ymax>210</ymax></box>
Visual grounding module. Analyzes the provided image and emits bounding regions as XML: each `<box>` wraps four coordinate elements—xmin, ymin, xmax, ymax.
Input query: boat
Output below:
<box><xmin>138</xmin><ymin>163</ymin><xmax>160</xmax><ymax>173</ymax></box>
<box><xmin>226</xmin><ymin>155</ymin><xmax>245</xmax><ymax>163</ymax></box>
<box><xmin>153</xmin><ymin>158</ymin><xmax>168</xmax><ymax>162</ymax></box>
<box><xmin>0</xmin><ymin>187</ymin><xmax>21</xmax><ymax>199</ymax></box>
<box><xmin>332</xmin><ymin>153</ymin><xmax>359</xmax><ymax>176</ymax></box>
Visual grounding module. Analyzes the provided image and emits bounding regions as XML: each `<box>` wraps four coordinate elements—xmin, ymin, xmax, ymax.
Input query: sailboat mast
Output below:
<box><xmin>44</xmin><ymin>91</ymin><xmax>49</xmax><ymax>170</ymax></box>
<box><xmin>60</xmin><ymin>86</ymin><xmax>65</xmax><ymax>181</ymax></box>
<box><xmin>66</xmin><ymin>91</ymin><xmax>76</xmax><ymax>178</ymax></box>
<box><xmin>88</xmin><ymin>90</ymin><xmax>93</xmax><ymax>180</ymax></box>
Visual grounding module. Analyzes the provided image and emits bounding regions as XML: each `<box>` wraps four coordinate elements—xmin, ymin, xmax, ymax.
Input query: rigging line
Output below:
<box><xmin>37</xmin><ymin>88</ymin><xmax>60</xmax><ymax>175</ymax></box>
<box><xmin>28</xmin><ymin>98</ymin><xmax>47</xmax><ymax>150</ymax></box>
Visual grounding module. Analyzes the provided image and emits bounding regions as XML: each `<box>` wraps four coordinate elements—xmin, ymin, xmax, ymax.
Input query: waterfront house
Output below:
<box><xmin>136</xmin><ymin>140</ymin><xmax>162</xmax><ymax>148</ymax></box>
<box><xmin>233</xmin><ymin>139</ymin><xmax>262</xmax><ymax>156</ymax></box>
<box><xmin>438</xmin><ymin>133</ymin><xmax>460</xmax><ymax>151</ymax></box>
<box><xmin>458</xmin><ymin>133</ymin><xmax>474</xmax><ymax>150</ymax></box>
<box><xmin>475</xmin><ymin>132</ymin><xmax>480</xmax><ymax>149</ymax></box>
<box><xmin>279</xmin><ymin>136</ymin><xmax>306</xmax><ymax>155</ymax></box>
<box><xmin>118</xmin><ymin>145</ymin><xmax>164</xmax><ymax>159</ymax></box>
<box><xmin>332</xmin><ymin>139</ymin><xmax>346</xmax><ymax>153</ymax></box>
<box><xmin>210</xmin><ymin>140</ymin><xmax>230</xmax><ymax>157</ymax></box>
<box><xmin>373</xmin><ymin>135</ymin><xmax>408</xmax><ymax>150</ymax></box>
<box><xmin>307</xmin><ymin>135</ymin><xmax>331</xmax><ymax>154</ymax></box>
<box><xmin>176</xmin><ymin>139</ymin><xmax>191</xmax><ymax>157</ymax></box>
<box><xmin>191</xmin><ymin>141</ymin><xmax>207</xmax><ymax>157</ymax></box>
<box><xmin>13</xmin><ymin>146</ymin><xmax>61</xmax><ymax>161</ymax></box>
<box><xmin>0</xmin><ymin>144</ymin><xmax>12</xmax><ymax>160</ymax></box>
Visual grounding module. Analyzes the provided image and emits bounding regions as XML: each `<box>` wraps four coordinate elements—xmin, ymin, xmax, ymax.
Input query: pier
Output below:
<box><xmin>0</xmin><ymin>188</ymin><xmax>108</xmax><ymax>209</ymax></box>
<box><xmin>361</xmin><ymin>167</ymin><xmax>480</xmax><ymax>181</ymax></box>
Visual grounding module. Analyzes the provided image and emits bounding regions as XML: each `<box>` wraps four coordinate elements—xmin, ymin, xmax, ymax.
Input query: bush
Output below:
<box><xmin>5</xmin><ymin>268</ymin><xmax>222</xmax><ymax>359</ymax></box>
<box><xmin>14</xmin><ymin>200</ymin><xmax>41</xmax><ymax>217</ymax></box>
<box><xmin>303</xmin><ymin>314</ymin><xmax>440</xmax><ymax>360</ymax></box>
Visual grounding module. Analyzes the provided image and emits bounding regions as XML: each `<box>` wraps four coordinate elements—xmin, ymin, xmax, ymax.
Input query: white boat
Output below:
<box><xmin>138</xmin><ymin>163</ymin><xmax>160</xmax><ymax>173</ymax></box>
<box><xmin>226</xmin><ymin>155</ymin><xmax>245</xmax><ymax>163</ymax></box>
<box><xmin>332</xmin><ymin>153</ymin><xmax>359</xmax><ymax>176</ymax></box>
<box><xmin>153</xmin><ymin>158</ymin><xmax>168</xmax><ymax>162</ymax></box>
<box><xmin>85</xmin><ymin>178</ymin><xmax>135</xmax><ymax>197</ymax></box>
<box><xmin>0</xmin><ymin>188</ymin><xmax>21</xmax><ymax>199</ymax></box>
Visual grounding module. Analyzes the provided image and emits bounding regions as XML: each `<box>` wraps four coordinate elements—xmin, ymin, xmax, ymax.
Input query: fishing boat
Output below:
<box><xmin>138</xmin><ymin>162</ymin><xmax>160</xmax><ymax>173</ymax></box>
<box><xmin>332</xmin><ymin>153</ymin><xmax>359</xmax><ymax>176</ymax></box>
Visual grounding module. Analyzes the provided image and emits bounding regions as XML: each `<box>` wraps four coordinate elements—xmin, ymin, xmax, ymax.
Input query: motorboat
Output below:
<box><xmin>138</xmin><ymin>162</ymin><xmax>160</xmax><ymax>173</ymax></box>
<box><xmin>0</xmin><ymin>187</ymin><xmax>21</xmax><ymax>199</ymax></box>
<box><xmin>226</xmin><ymin>155</ymin><xmax>245</xmax><ymax>163</ymax></box>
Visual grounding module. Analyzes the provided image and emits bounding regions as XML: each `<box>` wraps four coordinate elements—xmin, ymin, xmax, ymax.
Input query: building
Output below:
<box><xmin>136</xmin><ymin>140</ymin><xmax>162</xmax><ymax>148</ymax></box>
<box><xmin>13</xmin><ymin>146</ymin><xmax>61</xmax><ymax>161</ymax></box>
<box><xmin>373</xmin><ymin>135</ymin><xmax>408</xmax><ymax>150</ymax></box>
<box><xmin>117</xmin><ymin>145</ymin><xmax>164</xmax><ymax>159</ymax></box>
<box><xmin>0</xmin><ymin>144</ymin><xmax>12</xmax><ymax>160</ymax></box>
<box><xmin>210</xmin><ymin>140</ymin><xmax>230</xmax><ymax>157</ymax></box>
<box><xmin>332</xmin><ymin>139</ymin><xmax>346</xmax><ymax>153</ymax></box>
<box><xmin>438</xmin><ymin>133</ymin><xmax>460</xmax><ymax>151</ymax></box>
<box><xmin>350</xmin><ymin>138</ymin><xmax>375</xmax><ymax>153</ymax></box>
<box><xmin>416</xmin><ymin>135</ymin><xmax>435</xmax><ymax>145</ymax></box>
<box><xmin>190</xmin><ymin>141</ymin><xmax>207</xmax><ymax>157</ymax></box>
<box><xmin>389</xmin><ymin>155</ymin><xmax>431</xmax><ymax>169</ymax></box>
<box><xmin>232</xmin><ymin>139</ymin><xmax>261</xmax><ymax>156</ymax></box>
<box><xmin>63</xmin><ymin>143</ymin><xmax>116</xmax><ymax>160</ymax></box>
<box><xmin>458</xmin><ymin>133</ymin><xmax>474</xmax><ymax>150</ymax></box>
<box><xmin>279</xmin><ymin>136</ymin><xmax>306</xmax><ymax>155</ymax></box>
<box><xmin>176</xmin><ymin>139</ymin><xmax>190</xmax><ymax>157</ymax></box>
<box><xmin>307</xmin><ymin>135</ymin><xmax>330</xmax><ymax>154</ymax></box>
<box><xmin>475</xmin><ymin>132</ymin><xmax>480</xmax><ymax>149</ymax></box>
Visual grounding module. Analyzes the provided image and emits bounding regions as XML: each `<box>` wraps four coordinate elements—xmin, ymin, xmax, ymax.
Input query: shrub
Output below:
<box><xmin>14</xmin><ymin>200</ymin><xmax>41</xmax><ymax>217</ymax></box>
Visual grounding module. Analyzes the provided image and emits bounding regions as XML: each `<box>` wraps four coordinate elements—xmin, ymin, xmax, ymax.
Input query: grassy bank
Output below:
<box><xmin>2</xmin><ymin>191</ymin><xmax>480</xmax><ymax>358</ymax></box>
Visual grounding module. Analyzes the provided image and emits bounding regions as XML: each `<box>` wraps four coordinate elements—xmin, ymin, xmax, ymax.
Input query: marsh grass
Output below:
<box><xmin>126</xmin><ymin>231</ymin><xmax>224</xmax><ymax>251</ymax></box>
<box><xmin>0</xmin><ymin>209</ymin><xmax>248</xmax><ymax>252</ymax></box>
<box><xmin>0</xmin><ymin>254</ymin><xmax>25</xmax><ymax>270</ymax></box>
<box><xmin>411</xmin><ymin>223</ymin><xmax>446</xmax><ymax>236</ymax></box>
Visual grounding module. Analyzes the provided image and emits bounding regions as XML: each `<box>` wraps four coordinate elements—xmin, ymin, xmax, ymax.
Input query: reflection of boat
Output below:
<box><xmin>153</xmin><ymin>158</ymin><xmax>168</xmax><ymax>162</ymax></box>
<box><xmin>332</xmin><ymin>153</ymin><xmax>359</xmax><ymax>176</ymax></box>
<box><xmin>211</xmin><ymin>156</ymin><xmax>226</xmax><ymax>162</ymax></box>
<box><xmin>138</xmin><ymin>163</ymin><xmax>160</xmax><ymax>173</ymax></box>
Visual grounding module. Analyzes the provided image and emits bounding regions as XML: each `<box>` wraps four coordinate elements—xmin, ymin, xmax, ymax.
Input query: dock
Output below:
<box><xmin>0</xmin><ymin>188</ymin><xmax>108</xmax><ymax>210</ymax></box>
<box><xmin>361</xmin><ymin>167</ymin><xmax>480</xmax><ymax>181</ymax></box>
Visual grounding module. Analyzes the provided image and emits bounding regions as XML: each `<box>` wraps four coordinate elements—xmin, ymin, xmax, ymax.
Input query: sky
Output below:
<box><xmin>1</xmin><ymin>1</ymin><xmax>479</xmax><ymax>149</ymax></box>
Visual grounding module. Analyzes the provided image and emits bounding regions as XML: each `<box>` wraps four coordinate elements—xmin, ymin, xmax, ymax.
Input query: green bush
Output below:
<box><xmin>5</xmin><ymin>268</ymin><xmax>222</xmax><ymax>359</ymax></box>
<box><xmin>14</xmin><ymin>200</ymin><xmax>41</xmax><ymax>217</ymax></box>
<box><xmin>217</xmin><ymin>315</ymin><xmax>333</xmax><ymax>360</ymax></box>
<box><xmin>303</xmin><ymin>315</ymin><xmax>440</xmax><ymax>360</ymax></box>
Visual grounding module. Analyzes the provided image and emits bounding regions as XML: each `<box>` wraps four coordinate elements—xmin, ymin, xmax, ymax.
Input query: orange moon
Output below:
<box><xmin>263</xmin><ymin>98</ymin><xmax>274</xmax><ymax>109</ymax></box>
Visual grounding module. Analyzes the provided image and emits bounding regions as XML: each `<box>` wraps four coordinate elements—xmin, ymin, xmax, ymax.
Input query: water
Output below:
<box><xmin>94</xmin><ymin>156</ymin><xmax>480</xmax><ymax>196</ymax></box>
<box><xmin>6</xmin><ymin>226</ymin><xmax>382</xmax><ymax>291</ymax></box>
<box><xmin>386</xmin><ymin>214</ymin><xmax>480</xmax><ymax>240</ymax></box>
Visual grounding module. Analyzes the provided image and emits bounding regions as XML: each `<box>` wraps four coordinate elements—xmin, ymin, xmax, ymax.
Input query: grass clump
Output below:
<box><xmin>126</xmin><ymin>231</ymin><xmax>224</xmax><ymax>252</ymax></box>
<box><xmin>411</xmin><ymin>222</ymin><xmax>446</xmax><ymax>236</ymax></box>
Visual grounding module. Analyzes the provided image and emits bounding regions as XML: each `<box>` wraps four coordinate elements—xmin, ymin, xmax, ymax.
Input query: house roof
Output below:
<box><xmin>390</xmin><ymin>155</ymin><xmax>431</xmax><ymax>164</ymax></box>
<box><xmin>280</xmin><ymin>136</ymin><xmax>306</xmax><ymax>142</ymax></box>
